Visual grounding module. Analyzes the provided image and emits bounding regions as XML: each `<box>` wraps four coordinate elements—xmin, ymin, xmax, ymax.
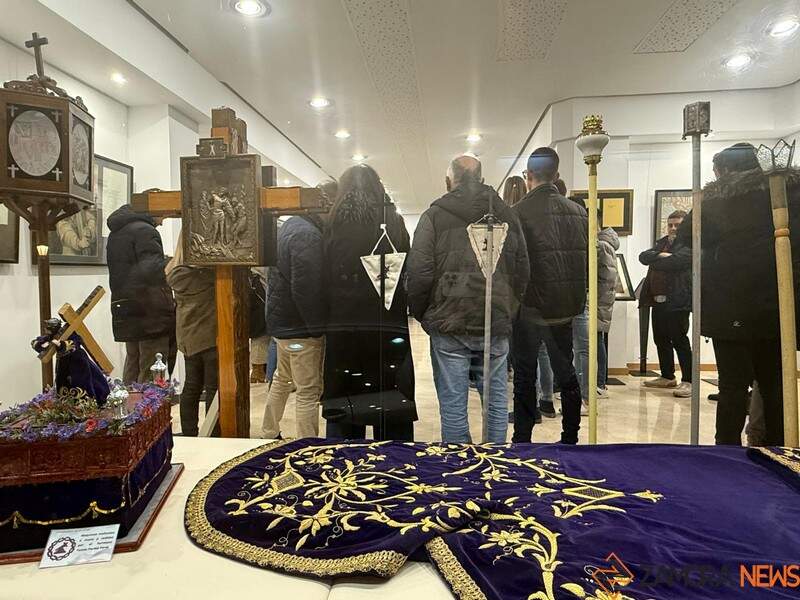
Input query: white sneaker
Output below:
<box><xmin>597</xmin><ymin>388</ymin><xmax>609</xmax><ymax>398</ymax></box>
<box><xmin>643</xmin><ymin>377</ymin><xmax>678</xmax><ymax>389</ymax></box>
<box><xmin>673</xmin><ymin>382</ymin><xmax>692</xmax><ymax>398</ymax></box>
<box><xmin>580</xmin><ymin>401</ymin><xmax>589</xmax><ymax>416</ymax></box>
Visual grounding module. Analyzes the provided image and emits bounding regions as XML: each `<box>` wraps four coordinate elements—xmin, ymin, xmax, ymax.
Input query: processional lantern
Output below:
<box><xmin>0</xmin><ymin>32</ymin><xmax>96</xmax><ymax>388</ymax></box>
<box><xmin>576</xmin><ymin>114</ymin><xmax>610</xmax><ymax>445</ymax></box>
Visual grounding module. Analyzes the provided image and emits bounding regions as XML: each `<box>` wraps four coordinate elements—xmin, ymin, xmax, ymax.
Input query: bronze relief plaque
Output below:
<box><xmin>180</xmin><ymin>153</ymin><xmax>262</xmax><ymax>265</ymax></box>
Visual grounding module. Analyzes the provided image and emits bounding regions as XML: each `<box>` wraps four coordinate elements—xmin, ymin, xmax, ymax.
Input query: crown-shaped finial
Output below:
<box><xmin>580</xmin><ymin>115</ymin><xmax>606</xmax><ymax>136</ymax></box>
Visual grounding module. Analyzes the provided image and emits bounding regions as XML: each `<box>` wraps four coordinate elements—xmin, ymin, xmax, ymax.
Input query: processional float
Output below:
<box><xmin>132</xmin><ymin>109</ymin><xmax>326</xmax><ymax>437</ymax></box>
<box><xmin>0</xmin><ymin>32</ymin><xmax>104</xmax><ymax>388</ymax></box>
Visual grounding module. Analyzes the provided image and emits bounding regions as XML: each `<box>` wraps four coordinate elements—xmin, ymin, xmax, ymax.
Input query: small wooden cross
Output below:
<box><xmin>24</xmin><ymin>32</ymin><xmax>48</xmax><ymax>79</ymax></box>
<box><xmin>38</xmin><ymin>285</ymin><xmax>114</xmax><ymax>375</ymax></box>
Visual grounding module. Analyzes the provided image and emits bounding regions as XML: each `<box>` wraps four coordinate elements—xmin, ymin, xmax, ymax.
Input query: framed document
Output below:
<box><xmin>570</xmin><ymin>189</ymin><xmax>634</xmax><ymax>237</ymax></box>
<box><xmin>0</xmin><ymin>204</ymin><xmax>19</xmax><ymax>263</ymax></box>
<box><xmin>47</xmin><ymin>155</ymin><xmax>133</xmax><ymax>265</ymax></box>
<box><xmin>615</xmin><ymin>253</ymin><xmax>636</xmax><ymax>301</ymax></box>
<box><xmin>654</xmin><ymin>189</ymin><xmax>692</xmax><ymax>243</ymax></box>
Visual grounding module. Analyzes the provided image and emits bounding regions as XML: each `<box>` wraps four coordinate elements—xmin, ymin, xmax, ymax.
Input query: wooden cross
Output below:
<box><xmin>24</xmin><ymin>32</ymin><xmax>48</xmax><ymax>79</ymax></box>
<box><xmin>37</xmin><ymin>285</ymin><xmax>114</xmax><ymax>374</ymax></box>
<box><xmin>132</xmin><ymin>108</ymin><xmax>325</xmax><ymax>438</ymax></box>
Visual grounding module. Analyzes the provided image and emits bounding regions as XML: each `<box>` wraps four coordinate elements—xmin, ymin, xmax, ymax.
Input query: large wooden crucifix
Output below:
<box><xmin>132</xmin><ymin>108</ymin><xmax>325</xmax><ymax>437</ymax></box>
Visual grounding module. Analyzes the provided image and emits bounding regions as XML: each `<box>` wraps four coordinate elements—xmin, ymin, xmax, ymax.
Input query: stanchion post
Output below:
<box><xmin>576</xmin><ymin>115</ymin><xmax>611</xmax><ymax>445</ymax></box>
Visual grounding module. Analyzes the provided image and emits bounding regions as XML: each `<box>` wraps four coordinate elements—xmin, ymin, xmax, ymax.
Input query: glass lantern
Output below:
<box><xmin>107</xmin><ymin>380</ymin><xmax>129</xmax><ymax>419</ymax></box>
<box><xmin>150</xmin><ymin>352</ymin><xmax>168</xmax><ymax>387</ymax></box>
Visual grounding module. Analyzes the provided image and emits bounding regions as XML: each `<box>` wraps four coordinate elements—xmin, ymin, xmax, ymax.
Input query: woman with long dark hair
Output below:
<box><xmin>322</xmin><ymin>164</ymin><xmax>416</xmax><ymax>441</ymax></box>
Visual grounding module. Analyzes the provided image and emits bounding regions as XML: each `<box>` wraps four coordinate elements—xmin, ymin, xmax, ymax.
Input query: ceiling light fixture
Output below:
<box><xmin>351</xmin><ymin>153</ymin><xmax>366</xmax><ymax>162</ymax></box>
<box><xmin>334</xmin><ymin>129</ymin><xmax>351</xmax><ymax>139</ymax></box>
<box><xmin>233</xmin><ymin>0</ymin><xmax>269</xmax><ymax>17</ymax></box>
<box><xmin>466</xmin><ymin>132</ymin><xmax>482</xmax><ymax>143</ymax></box>
<box><xmin>768</xmin><ymin>18</ymin><xmax>800</xmax><ymax>38</ymax></box>
<box><xmin>309</xmin><ymin>97</ymin><xmax>331</xmax><ymax>109</ymax></box>
<box><xmin>283</xmin><ymin>179</ymin><xmax>291</xmax><ymax>185</ymax></box>
<box><xmin>723</xmin><ymin>53</ymin><xmax>753</xmax><ymax>71</ymax></box>
<box><xmin>110</xmin><ymin>72</ymin><xmax>127</xmax><ymax>85</ymax></box>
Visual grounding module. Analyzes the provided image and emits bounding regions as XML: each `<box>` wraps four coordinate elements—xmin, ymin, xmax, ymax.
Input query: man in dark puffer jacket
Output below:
<box><xmin>512</xmin><ymin>147</ymin><xmax>588</xmax><ymax>444</ymax></box>
<box><xmin>106</xmin><ymin>205</ymin><xmax>176</xmax><ymax>383</ymax></box>
<box><xmin>408</xmin><ymin>155</ymin><xmax>529</xmax><ymax>443</ymax></box>
<box><xmin>261</xmin><ymin>214</ymin><xmax>326</xmax><ymax>440</ymax></box>
<box><xmin>675</xmin><ymin>142</ymin><xmax>800</xmax><ymax>446</ymax></box>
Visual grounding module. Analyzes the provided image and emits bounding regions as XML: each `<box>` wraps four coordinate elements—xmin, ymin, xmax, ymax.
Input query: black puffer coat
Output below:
<box><xmin>407</xmin><ymin>182</ymin><xmax>530</xmax><ymax>337</ymax></box>
<box><xmin>513</xmin><ymin>183</ymin><xmax>588</xmax><ymax>321</ymax></box>
<box><xmin>106</xmin><ymin>206</ymin><xmax>175</xmax><ymax>342</ymax></box>
<box><xmin>265</xmin><ymin>215</ymin><xmax>326</xmax><ymax>339</ymax></box>
<box><xmin>675</xmin><ymin>168</ymin><xmax>800</xmax><ymax>340</ymax></box>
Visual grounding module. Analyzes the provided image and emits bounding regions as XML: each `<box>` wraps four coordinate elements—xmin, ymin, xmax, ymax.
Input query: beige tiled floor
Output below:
<box><xmin>176</xmin><ymin>321</ymin><xmax>721</xmax><ymax>445</ymax></box>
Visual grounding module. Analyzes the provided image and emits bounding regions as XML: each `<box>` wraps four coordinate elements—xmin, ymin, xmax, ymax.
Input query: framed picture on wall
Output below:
<box><xmin>0</xmin><ymin>204</ymin><xmax>20</xmax><ymax>263</ymax></box>
<box><xmin>654</xmin><ymin>189</ymin><xmax>692</xmax><ymax>243</ymax></box>
<box><xmin>46</xmin><ymin>155</ymin><xmax>133</xmax><ymax>265</ymax></box>
<box><xmin>570</xmin><ymin>188</ymin><xmax>634</xmax><ymax>236</ymax></box>
<box><xmin>615</xmin><ymin>253</ymin><xmax>635</xmax><ymax>301</ymax></box>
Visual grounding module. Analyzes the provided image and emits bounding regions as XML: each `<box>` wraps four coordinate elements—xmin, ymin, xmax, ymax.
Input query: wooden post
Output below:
<box><xmin>768</xmin><ymin>173</ymin><xmax>799</xmax><ymax>446</ymax></box>
<box><xmin>215</xmin><ymin>265</ymin><xmax>251</xmax><ymax>437</ymax></box>
<box><xmin>35</xmin><ymin>205</ymin><xmax>53</xmax><ymax>388</ymax></box>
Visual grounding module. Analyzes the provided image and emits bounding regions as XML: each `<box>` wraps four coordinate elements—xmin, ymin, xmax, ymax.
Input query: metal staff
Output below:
<box><xmin>757</xmin><ymin>140</ymin><xmax>799</xmax><ymax>446</ymax></box>
<box><xmin>682</xmin><ymin>102</ymin><xmax>710</xmax><ymax>445</ymax></box>
<box><xmin>576</xmin><ymin>115</ymin><xmax>610</xmax><ymax>444</ymax></box>
<box><xmin>481</xmin><ymin>196</ymin><xmax>497</xmax><ymax>443</ymax></box>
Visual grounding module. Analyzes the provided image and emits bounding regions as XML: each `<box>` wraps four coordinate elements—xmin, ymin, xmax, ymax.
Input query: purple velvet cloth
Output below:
<box><xmin>186</xmin><ymin>440</ymin><xmax>800</xmax><ymax>599</ymax></box>
<box><xmin>32</xmin><ymin>333</ymin><xmax>110</xmax><ymax>406</ymax></box>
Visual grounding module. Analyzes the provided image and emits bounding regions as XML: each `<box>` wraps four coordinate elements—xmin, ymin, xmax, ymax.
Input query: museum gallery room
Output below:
<box><xmin>4</xmin><ymin>0</ymin><xmax>800</xmax><ymax>598</ymax></box>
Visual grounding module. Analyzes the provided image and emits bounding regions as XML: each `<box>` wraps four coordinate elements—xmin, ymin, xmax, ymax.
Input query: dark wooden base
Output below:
<box><xmin>0</xmin><ymin>463</ymin><xmax>183</xmax><ymax>565</ymax></box>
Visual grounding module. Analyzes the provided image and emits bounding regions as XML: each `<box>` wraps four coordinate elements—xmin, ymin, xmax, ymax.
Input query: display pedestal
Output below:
<box><xmin>0</xmin><ymin>463</ymin><xmax>183</xmax><ymax>566</ymax></box>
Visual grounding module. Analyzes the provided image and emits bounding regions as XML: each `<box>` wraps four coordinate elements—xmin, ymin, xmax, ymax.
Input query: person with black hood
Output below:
<box><xmin>106</xmin><ymin>205</ymin><xmax>176</xmax><ymax>383</ymax></box>
<box><xmin>407</xmin><ymin>155</ymin><xmax>529</xmax><ymax>443</ymax></box>
<box><xmin>322</xmin><ymin>164</ymin><xmax>416</xmax><ymax>441</ymax></box>
<box><xmin>675</xmin><ymin>142</ymin><xmax>800</xmax><ymax>446</ymax></box>
<box><xmin>512</xmin><ymin>147</ymin><xmax>588</xmax><ymax>444</ymax></box>
<box><xmin>261</xmin><ymin>205</ymin><xmax>327</xmax><ymax>440</ymax></box>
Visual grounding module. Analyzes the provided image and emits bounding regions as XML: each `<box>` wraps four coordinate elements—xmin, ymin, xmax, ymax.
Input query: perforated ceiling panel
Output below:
<box><xmin>634</xmin><ymin>0</ymin><xmax>739</xmax><ymax>54</ymax></box>
<box><xmin>496</xmin><ymin>0</ymin><xmax>567</xmax><ymax>62</ymax></box>
<box><xmin>342</xmin><ymin>0</ymin><xmax>433</xmax><ymax>204</ymax></box>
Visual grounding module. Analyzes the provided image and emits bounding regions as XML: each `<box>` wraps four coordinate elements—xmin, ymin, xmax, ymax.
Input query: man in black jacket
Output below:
<box><xmin>106</xmin><ymin>205</ymin><xmax>176</xmax><ymax>383</ymax></box>
<box><xmin>407</xmin><ymin>155</ymin><xmax>529</xmax><ymax>443</ymax></box>
<box><xmin>261</xmin><ymin>214</ymin><xmax>326</xmax><ymax>439</ymax></box>
<box><xmin>512</xmin><ymin>147</ymin><xmax>588</xmax><ymax>444</ymax></box>
<box><xmin>639</xmin><ymin>210</ymin><xmax>692</xmax><ymax>398</ymax></box>
<box><xmin>675</xmin><ymin>142</ymin><xmax>800</xmax><ymax>446</ymax></box>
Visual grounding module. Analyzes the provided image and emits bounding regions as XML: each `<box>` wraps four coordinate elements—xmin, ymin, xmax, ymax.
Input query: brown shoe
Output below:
<box><xmin>250</xmin><ymin>363</ymin><xmax>267</xmax><ymax>383</ymax></box>
<box><xmin>643</xmin><ymin>377</ymin><xmax>678</xmax><ymax>389</ymax></box>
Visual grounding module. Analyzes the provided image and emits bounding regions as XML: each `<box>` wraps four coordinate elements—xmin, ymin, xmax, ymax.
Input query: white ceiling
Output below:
<box><xmin>7</xmin><ymin>0</ymin><xmax>800</xmax><ymax>212</ymax></box>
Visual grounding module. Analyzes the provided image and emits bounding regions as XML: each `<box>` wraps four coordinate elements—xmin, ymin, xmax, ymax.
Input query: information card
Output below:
<box><xmin>39</xmin><ymin>524</ymin><xmax>120</xmax><ymax>569</ymax></box>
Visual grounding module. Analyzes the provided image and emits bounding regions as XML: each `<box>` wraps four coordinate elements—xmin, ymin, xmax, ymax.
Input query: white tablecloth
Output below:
<box><xmin>0</xmin><ymin>438</ymin><xmax>453</xmax><ymax>600</ymax></box>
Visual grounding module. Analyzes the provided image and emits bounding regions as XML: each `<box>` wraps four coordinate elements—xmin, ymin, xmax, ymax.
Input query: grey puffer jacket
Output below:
<box><xmin>407</xmin><ymin>182</ymin><xmax>530</xmax><ymax>337</ymax></box>
<box><xmin>597</xmin><ymin>227</ymin><xmax>619</xmax><ymax>332</ymax></box>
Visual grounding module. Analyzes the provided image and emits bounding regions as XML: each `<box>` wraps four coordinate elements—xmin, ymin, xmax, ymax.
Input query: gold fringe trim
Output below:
<box><xmin>757</xmin><ymin>447</ymin><xmax>800</xmax><ymax>475</ymax></box>
<box><xmin>426</xmin><ymin>537</ymin><xmax>488</xmax><ymax>600</ymax></box>
<box><xmin>184</xmin><ymin>439</ymin><xmax>408</xmax><ymax>578</ymax></box>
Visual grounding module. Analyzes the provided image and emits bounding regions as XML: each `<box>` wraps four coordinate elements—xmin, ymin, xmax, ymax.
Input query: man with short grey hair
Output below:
<box><xmin>407</xmin><ymin>155</ymin><xmax>529</xmax><ymax>443</ymax></box>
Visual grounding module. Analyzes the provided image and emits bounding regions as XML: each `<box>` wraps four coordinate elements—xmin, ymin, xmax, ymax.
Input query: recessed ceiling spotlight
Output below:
<box><xmin>466</xmin><ymin>132</ymin><xmax>482</xmax><ymax>143</ymax></box>
<box><xmin>334</xmin><ymin>129</ymin><xmax>351</xmax><ymax>139</ymax></box>
<box><xmin>110</xmin><ymin>72</ymin><xmax>127</xmax><ymax>85</ymax></box>
<box><xmin>723</xmin><ymin>53</ymin><xmax>752</xmax><ymax>71</ymax></box>
<box><xmin>233</xmin><ymin>0</ymin><xmax>269</xmax><ymax>17</ymax></box>
<box><xmin>768</xmin><ymin>18</ymin><xmax>800</xmax><ymax>38</ymax></box>
<box><xmin>309</xmin><ymin>97</ymin><xmax>331</xmax><ymax>109</ymax></box>
<box><xmin>351</xmin><ymin>153</ymin><xmax>366</xmax><ymax>162</ymax></box>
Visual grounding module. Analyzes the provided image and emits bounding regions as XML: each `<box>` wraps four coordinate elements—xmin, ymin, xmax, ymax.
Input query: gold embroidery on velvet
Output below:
<box><xmin>757</xmin><ymin>447</ymin><xmax>800</xmax><ymax>474</ymax></box>
<box><xmin>0</xmin><ymin>447</ymin><xmax>172</xmax><ymax>529</ymax></box>
<box><xmin>184</xmin><ymin>439</ymin><xmax>408</xmax><ymax>578</ymax></box>
<box><xmin>426</xmin><ymin>537</ymin><xmax>488</xmax><ymax>600</ymax></box>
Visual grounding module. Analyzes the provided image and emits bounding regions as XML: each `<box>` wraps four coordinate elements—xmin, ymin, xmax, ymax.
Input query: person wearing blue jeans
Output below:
<box><xmin>430</xmin><ymin>335</ymin><xmax>510</xmax><ymax>443</ymax></box>
<box><xmin>407</xmin><ymin>155</ymin><xmax>530</xmax><ymax>445</ymax></box>
<box><xmin>536</xmin><ymin>342</ymin><xmax>554</xmax><ymax>416</ymax></box>
<box><xmin>572</xmin><ymin>303</ymin><xmax>590</xmax><ymax>405</ymax></box>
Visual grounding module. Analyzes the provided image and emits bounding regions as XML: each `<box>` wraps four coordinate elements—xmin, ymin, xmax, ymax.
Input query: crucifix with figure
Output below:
<box><xmin>132</xmin><ymin>107</ymin><xmax>325</xmax><ymax>437</ymax></box>
<box><xmin>0</xmin><ymin>32</ymin><xmax>96</xmax><ymax>388</ymax></box>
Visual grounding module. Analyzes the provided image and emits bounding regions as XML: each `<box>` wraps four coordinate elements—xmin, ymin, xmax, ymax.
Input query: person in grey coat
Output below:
<box><xmin>597</xmin><ymin>226</ymin><xmax>619</xmax><ymax>393</ymax></box>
